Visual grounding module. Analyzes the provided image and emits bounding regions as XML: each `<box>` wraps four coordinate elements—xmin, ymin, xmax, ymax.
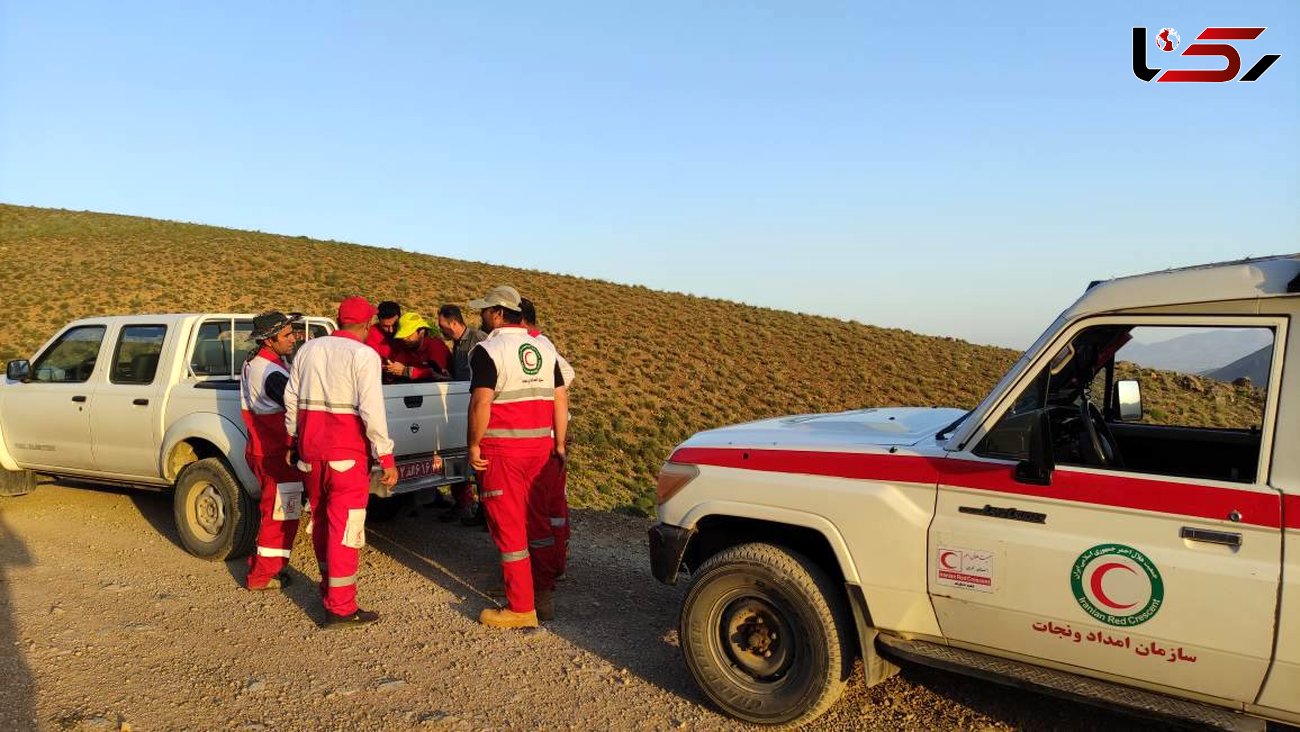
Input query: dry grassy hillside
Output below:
<box><xmin>0</xmin><ymin>205</ymin><xmax>1262</xmax><ymax>512</ymax></box>
<box><xmin>0</xmin><ymin>204</ymin><xmax>1025</xmax><ymax>512</ymax></box>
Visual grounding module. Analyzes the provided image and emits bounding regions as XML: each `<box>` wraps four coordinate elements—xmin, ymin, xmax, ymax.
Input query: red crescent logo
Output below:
<box><xmin>939</xmin><ymin>550</ymin><xmax>959</xmax><ymax>570</ymax></box>
<box><xmin>1090</xmin><ymin>562</ymin><xmax>1138</xmax><ymax>610</ymax></box>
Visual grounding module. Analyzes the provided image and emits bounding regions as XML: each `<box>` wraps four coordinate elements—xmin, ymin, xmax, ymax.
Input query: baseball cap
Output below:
<box><xmin>337</xmin><ymin>296</ymin><xmax>377</xmax><ymax>325</ymax></box>
<box><xmin>393</xmin><ymin>312</ymin><xmax>432</xmax><ymax>339</ymax></box>
<box><xmin>468</xmin><ymin>285</ymin><xmax>522</xmax><ymax>312</ymax></box>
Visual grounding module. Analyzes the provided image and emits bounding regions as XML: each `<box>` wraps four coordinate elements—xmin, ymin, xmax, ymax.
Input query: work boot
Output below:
<box><xmin>535</xmin><ymin>590</ymin><xmax>554</xmax><ymax>621</ymax></box>
<box><xmin>248</xmin><ymin>572</ymin><xmax>292</xmax><ymax>591</ymax></box>
<box><xmin>479</xmin><ymin>606</ymin><xmax>538</xmax><ymax>629</ymax></box>
<box><xmin>323</xmin><ymin>608</ymin><xmax>380</xmax><ymax>629</ymax></box>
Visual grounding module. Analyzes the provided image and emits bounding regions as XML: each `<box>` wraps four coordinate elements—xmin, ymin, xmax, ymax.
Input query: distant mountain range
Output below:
<box><xmin>1119</xmin><ymin>329</ymin><xmax>1273</xmax><ymax>377</ymax></box>
<box><xmin>1204</xmin><ymin>346</ymin><xmax>1272</xmax><ymax>386</ymax></box>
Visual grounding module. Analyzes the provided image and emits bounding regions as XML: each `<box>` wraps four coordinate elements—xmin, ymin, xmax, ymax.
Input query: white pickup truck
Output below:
<box><xmin>650</xmin><ymin>255</ymin><xmax>1300</xmax><ymax>730</ymax></box>
<box><xmin>0</xmin><ymin>313</ymin><xmax>471</xmax><ymax>560</ymax></box>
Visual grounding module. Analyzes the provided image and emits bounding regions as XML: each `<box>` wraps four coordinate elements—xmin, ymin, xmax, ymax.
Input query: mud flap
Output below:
<box><xmin>847</xmin><ymin>583</ymin><xmax>900</xmax><ymax>687</ymax></box>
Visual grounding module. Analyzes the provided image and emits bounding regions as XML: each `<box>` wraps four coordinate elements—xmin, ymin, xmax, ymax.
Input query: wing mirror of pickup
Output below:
<box><xmin>1114</xmin><ymin>380</ymin><xmax>1142</xmax><ymax>422</ymax></box>
<box><xmin>5</xmin><ymin>360</ymin><xmax>30</xmax><ymax>382</ymax></box>
<box><xmin>1013</xmin><ymin>409</ymin><xmax>1055</xmax><ymax>486</ymax></box>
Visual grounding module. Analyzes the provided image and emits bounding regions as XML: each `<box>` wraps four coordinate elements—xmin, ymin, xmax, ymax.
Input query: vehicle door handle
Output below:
<box><xmin>404</xmin><ymin>396</ymin><xmax>423</xmax><ymax>408</ymax></box>
<box><xmin>132</xmin><ymin>398</ymin><xmax>149</xmax><ymax>406</ymax></box>
<box><xmin>1180</xmin><ymin>527</ymin><xmax>1241</xmax><ymax>547</ymax></box>
<box><xmin>71</xmin><ymin>395</ymin><xmax>87</xmax><ymax>403</ymax></box>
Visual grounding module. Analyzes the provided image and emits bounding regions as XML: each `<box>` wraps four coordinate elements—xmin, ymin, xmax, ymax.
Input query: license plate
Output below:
<box><xmin>397</xmin><ymin>458</ymin><xmax>442</xmax><ymax>481</ymax></box>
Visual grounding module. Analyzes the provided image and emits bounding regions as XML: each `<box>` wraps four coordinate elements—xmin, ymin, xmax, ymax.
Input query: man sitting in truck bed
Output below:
<box><xmin>383</xmin><ymin>312</ymin><xmax>452</xmax><ymax>382</ymax></box>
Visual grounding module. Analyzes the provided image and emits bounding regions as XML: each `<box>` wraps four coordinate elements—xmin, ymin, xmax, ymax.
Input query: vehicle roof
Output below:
<box><xmin>61</xmin><ymin>313</ymin><xmax>333</xmax><ymax>326</ymax></box>
<box><xmin>1064</xmin><ymin>253</ymin><xmax>1299</xmax><ymax>319</ymax></box>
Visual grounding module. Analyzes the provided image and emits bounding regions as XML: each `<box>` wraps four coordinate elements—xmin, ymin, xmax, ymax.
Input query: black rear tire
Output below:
<box><xmin>680</xmin><ymin>542</ymin><xmax>852</xmax><ymax>726</ymax></box>
<box><xmin>173</xmin><ymin>458</ymin><xmax>258</xmax><ymax>560</ymax></box>
<box><xmin>366</xmin><ymin>493</ymin><xmax>408</xmax><ymax>523</ymax></box>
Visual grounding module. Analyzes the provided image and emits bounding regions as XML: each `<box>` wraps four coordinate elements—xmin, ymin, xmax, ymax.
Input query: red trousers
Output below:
<box><xmin>246</xmin><ymin>455</ymin><xmax>303</xmax><ymax>589</ymax></box>
<box><xmin>535</xmin><ymin>456</ymin><xmax>569</xmax><ymax>577</ymax></box>
<box><xmin>479</xmin><ymin>450</ymin><xmax>560</xmax><ymax>613</ymax></box>
<box><xmin>302</xmin><ymin>458</ymin><xmax>370</xmax><ymax>617</ymax></box>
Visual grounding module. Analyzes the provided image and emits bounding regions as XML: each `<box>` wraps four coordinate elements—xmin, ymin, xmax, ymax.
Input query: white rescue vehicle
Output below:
<box><xmin>650</xmin><ymin>255</ymin><xmax>1300</xmax><ymax>729</ymax></box>
<box><xmin>0</xmin><ymin>314</ymin><xmax>471</xmax><ymax>559</ymax></box>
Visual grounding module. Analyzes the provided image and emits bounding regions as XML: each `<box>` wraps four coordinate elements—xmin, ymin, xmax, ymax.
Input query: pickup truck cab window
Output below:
<box><xmin>31</xmin><ymin>325</ymin><xmax>106</xmax><ymax>383</ymax></box>
<box><xmin>109</xmin><ymin>325</ymin><xmax>167</xmax><ymax>385</ymax></box>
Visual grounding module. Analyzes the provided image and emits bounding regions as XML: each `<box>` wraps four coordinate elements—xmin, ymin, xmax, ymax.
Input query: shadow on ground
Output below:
<box><xmin>0</xmin><ymin>505</ymin><xmax>37</xmax><ymax>731</ymax></box>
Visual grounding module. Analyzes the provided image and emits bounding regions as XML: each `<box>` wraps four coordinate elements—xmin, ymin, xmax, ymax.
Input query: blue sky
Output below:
<box><xmin>1</xmin><ymin>1</ymin><xmax>1295</xmax><ymax>348</ymax></box>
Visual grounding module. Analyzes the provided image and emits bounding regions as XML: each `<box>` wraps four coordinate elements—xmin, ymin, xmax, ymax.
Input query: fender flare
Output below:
<box><xmin>160</xmin><ymin>412</ymin><xmax>259</xmax><ymax>498</ymax></box>
<box><xmin>679</xmin><ymin>500</ymin><xmax>861</xmax><ymax>584</ymax></box>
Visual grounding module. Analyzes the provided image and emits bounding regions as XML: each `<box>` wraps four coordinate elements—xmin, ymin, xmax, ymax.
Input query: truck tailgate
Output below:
<box><xmin>380</xmin><ymin>381</ymin><xmax>471</xmax><ymax>493</ymax></box>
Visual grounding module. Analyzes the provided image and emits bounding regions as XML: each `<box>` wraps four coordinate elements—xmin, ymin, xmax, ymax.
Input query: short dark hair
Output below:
<box><xmin>437</xmin><ymin>304</ymin><xmax>464</xmax><ymax>325</ymax></box>
<box><xmin>377</xmin><ymin>301</ymin><xmax>401</xmax><ymax>320</ymax></box>
<box><xmin>499</xmin><ymin>307</ymin><xmax>524</xmax><ymax>325</ymax></box>
<box><xmin>518</xmin><ymin>298</ymin><xmax>536</xmax><ymax>326</ymax></box>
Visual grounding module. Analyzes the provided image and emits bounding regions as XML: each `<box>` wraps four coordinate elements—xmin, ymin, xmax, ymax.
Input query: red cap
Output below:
<box><xmin>337</xmin><ymin>296</ymin><xmax>376</xmax><ymax>325</ymax></box>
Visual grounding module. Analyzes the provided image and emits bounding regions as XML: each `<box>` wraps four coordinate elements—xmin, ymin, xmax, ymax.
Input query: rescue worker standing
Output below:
<box><xmin>467</xmin><ymin>286</ymin><xmax>568</xmax><ymax>628</ymax></box>
<box><xmin>285</xmin><ymin>296</ymin><xmax>398</xmax><ymax>628</ymax></box>
<box><xmin>519</xmin><ymin>298</ymin><xmax>575</xmax><ymax>582</ymax></box>
<box><xmin>241</xmin><ymin>311</ymin><xmax>304</xmax><ymax>591</ymax></box>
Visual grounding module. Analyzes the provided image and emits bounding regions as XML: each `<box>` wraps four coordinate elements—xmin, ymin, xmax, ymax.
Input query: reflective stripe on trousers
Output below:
<box><xmin>501</xmin><ymin>549</ymin><xmax>530</xmax><ymax>563</ymax></box>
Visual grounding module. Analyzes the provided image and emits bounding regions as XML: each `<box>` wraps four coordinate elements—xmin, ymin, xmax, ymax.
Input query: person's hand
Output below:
<box><xmin>385</xmin><ymin>361</ymin><xmax>407</xmax><ymax>377</ymax></box>
<box><xmin>553</xmin><ymin>444</ymin><xmax>567</xmax><ymax>465</ymax></box>
<box><xmin>469</xmin><ymin>445</ymin><xmax>488</xmax><ymax>471</ymax></box>
<box><xmin>380</xmin><ymin>466</ymin><xmax>398</xmax><ymax>488</ymax></box>
<box><xmin>431</xmin><ymin>455</ymin><xmax>444</xmax><ymax>472</ymax></box>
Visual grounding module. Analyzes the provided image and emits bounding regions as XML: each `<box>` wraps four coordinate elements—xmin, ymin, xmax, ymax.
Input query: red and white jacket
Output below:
<box><xmin>476</xmin><ymin>326</ymin><xmax>561</xmax><ymax>456</ymax></box>
<box><xmin>284</xmin><ymin>331</ymin><xmax>395</xmax><ymax>469</ymax></box>
<box><xmin>240</xmin><ymin>347</ymin><xmax>291</xmax><ymax>460</ymax></box>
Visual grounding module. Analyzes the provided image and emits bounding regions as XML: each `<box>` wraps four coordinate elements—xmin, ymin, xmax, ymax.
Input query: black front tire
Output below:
<box><xmin>173</xmin><ymin>458</ymin><xmax>258</xmax><ymax>560</ymax></box>
<box><xmin>680</xmin><ymin>542</ymin><xmax>853</xmax><ymax>726</ymax></box>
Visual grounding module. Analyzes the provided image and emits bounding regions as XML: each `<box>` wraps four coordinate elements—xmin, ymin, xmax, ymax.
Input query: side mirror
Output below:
<box><xmin>1114</xmin><ymin>380</ymin><xmax>1142</xmax><ymax>422</ymax></box>
<box><xmin>6</xmin><ymin>360</ymin><xmax>30</xmax><ymax>382</ymax></box>
<box><xmin>1014</xmin><ymin>409</ymin><xmax>1055</xmax><ymax>486</ymax></box>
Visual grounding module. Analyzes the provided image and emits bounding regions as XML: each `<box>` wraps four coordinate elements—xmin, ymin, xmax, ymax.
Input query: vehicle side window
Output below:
<box><xmin>110</xmin><ymin>325</ymin><xmax>167</xmax><ymax>385</ymax></box>
<box><xmin>30</xmin><ymin>325</ymin><xmax>107</xmax><ymax>383</ymax></box>
<box><xmin>977</xmin><ymin>323</ymin><xmax>1275</xmax><ymax>484</ymax></box>
<box><xmin>191</xmin><ymin>319</ymin><xmax>257</xmax><ymax>377</ymax></box>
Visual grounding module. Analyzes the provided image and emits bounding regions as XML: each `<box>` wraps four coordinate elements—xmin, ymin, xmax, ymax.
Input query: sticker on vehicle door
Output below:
<box><xmin>1070</xmin><ymin>544</ymin><xmax>1164</xmax><ymax>627</ymax></box>
<box><xmin>935</xmin><ymin>546</ymin><xmax>995</xmax><ymax>593</ymax></box>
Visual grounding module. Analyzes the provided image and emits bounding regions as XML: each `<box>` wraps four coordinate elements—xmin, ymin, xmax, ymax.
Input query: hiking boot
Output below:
<box><xmin>479</xmin><ymin>606</ymin><xmax>538</xmax><ymax>629</ymax></box>
<box><xmin>323</xmin><ymin>608</ymin><xmax>380</xmax><ymax>629</ymax></box>
<box><xmin>248</xmin><ymin>572</ymin><xmax>292</xmax><ymax>591</ymax></box>
<box><xmin>535</xmin><ymin>590</ymin><xmax>554</xmax><ymax>622</ymax></box>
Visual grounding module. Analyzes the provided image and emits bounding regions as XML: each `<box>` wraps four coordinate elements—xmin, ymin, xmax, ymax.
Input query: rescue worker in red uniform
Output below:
<box><xmin>241</xmin><ymin>311</ymin><xmax>305</xmax><ymax>591</ymax></box>
<box><xmin>285</xmin><ymin>296</ymin><xmax>398</xmax><ymax>628</ymax></box>
<box><xmin>365</xmin><ymin>300</ymin><xmax>402</xmax><ymax>361</ymax></box>
<box><xmin>384</xmin><ymin>312</ymin><xmax>452</xmax><ymax>381</ymax></box>
<box><xmin>467</xmin><ymin>286</ymin><xmax>569</xmax><ymax>628</ymax></box>
<box><xmin>519</xmin><ymin>298</ymin><xmax>575</xmax><ymax>582</ymax></box>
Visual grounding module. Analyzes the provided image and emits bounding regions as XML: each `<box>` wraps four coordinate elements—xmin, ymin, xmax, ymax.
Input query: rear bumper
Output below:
<box><xmin>648</xmin><ymin>522</ymin><xmax>695</xmax><ymax>586</ymax></box>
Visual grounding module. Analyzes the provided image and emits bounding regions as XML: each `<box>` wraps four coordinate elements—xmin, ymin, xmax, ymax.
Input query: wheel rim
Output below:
<box><xmin>712</xmin><ymin>592</ymin><xmax>796</xmax><ymax>688</ymax></box>
<box><xmin>189</xmin><ymin>482</ymin><xmax>226</xmax><ymax>541</ymax></box>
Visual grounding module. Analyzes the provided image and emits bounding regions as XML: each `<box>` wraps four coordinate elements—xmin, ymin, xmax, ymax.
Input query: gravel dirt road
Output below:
<box><xmin>0</xmin><ymin>481</ymin><xmax>1195</xmax><ymax>731</ymax></box>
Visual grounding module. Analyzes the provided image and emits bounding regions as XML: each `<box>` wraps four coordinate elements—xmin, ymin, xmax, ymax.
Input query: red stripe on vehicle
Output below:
<box><xmin>669</xmin><ymin>447</ymin><xmax>1283</xmax><ymax>529</ymax></box>
<box><xmin>1285</xmin><ymin>494</ymin><xmax>1300</xmax><ymax>531</ymax></box>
